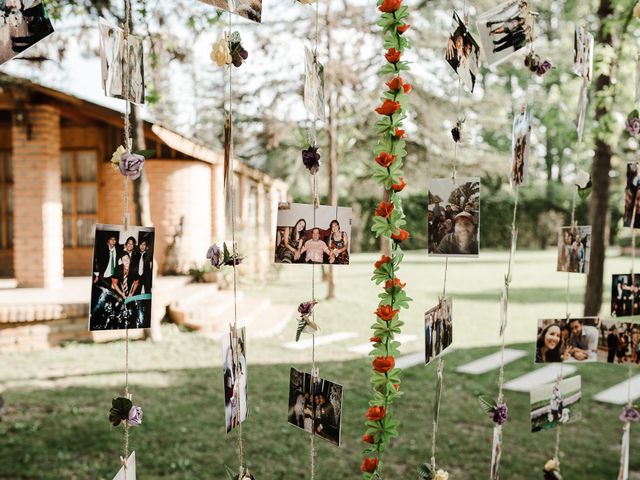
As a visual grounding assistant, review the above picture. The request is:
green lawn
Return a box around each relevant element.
[0,249,638,479]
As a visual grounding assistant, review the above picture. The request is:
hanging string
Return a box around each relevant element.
[430,357,444,472]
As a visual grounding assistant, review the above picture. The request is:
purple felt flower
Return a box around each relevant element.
[536,59,552,76]
[627,117,640,137]
[206,244,222,268]
[302,145,321,175]
[119,152,145,180]
[298,300,318,317]
[492,403,508,425]
[127,405,143,426]
[620,406,640,423]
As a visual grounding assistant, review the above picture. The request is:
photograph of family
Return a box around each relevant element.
[530,375,582,433]
[198,0,262,23]
[99,17,145,104]
[89,224,154,331]
[287,368,343,446]
[304,45,325,120]
[623,162,640,228]
[573,25,594,82]
[511,109,531,187]
[427,178,480,256]
[445,11,480,93]
[425,298,453,366]
[612,273,640,317]
[0,0,54,66]
[274,203,352,265]
[536,317,640,364]
[556,225,591,274]
[222,327,248,433]
[476,0,533,67]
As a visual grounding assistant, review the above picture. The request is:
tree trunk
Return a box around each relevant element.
[584,0,614,316]
[325,2,337,300]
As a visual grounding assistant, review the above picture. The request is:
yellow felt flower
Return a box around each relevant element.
[434,470,449,480]
[110,145,126,170]
[211,38,231,66]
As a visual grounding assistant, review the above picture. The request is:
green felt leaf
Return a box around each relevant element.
[478,394,497,414]
[133,149,156,159]
[295,318,306,342]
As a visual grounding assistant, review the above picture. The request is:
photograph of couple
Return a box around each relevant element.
[556,225,591,274]
[89,224,154,331]
[287,368,343,446]
[511,109,531,187]
[222,327,248,433]
[535,318,600,363]
[476,0,533,67]
[274,203,352,265]
[623,162,640,229]
[198,0,262,23]
[0,0,54,66]
[612,273,640,317]
[530,376,582,433]
[424,298,453,366]
[427,178,480,256]
[99,17,145,104]
[445,11,480,93]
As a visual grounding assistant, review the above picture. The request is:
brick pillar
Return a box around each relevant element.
[211,163,226,241]
[11,105,63,288]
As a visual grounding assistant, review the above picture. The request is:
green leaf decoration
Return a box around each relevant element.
[296,318,306,342]
[133,149,156,159]
[416,463,433,480]
[477,394,497,415]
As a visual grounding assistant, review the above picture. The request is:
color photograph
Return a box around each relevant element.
[511,109,531,187]
[222,327,248,433]
[0,0,54,65]
[425,298,453,365]
[556,225,591,274]
[445,11,480,93]
[611,273,640,317]
[530,376,582,432]
[198,0,262,23]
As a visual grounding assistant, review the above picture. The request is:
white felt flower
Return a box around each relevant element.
[574,169,590,189]
[544,459,559,472]
[434,470,449,480]
[211,37,231,66]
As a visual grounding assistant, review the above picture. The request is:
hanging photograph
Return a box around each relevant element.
[511,109,532,187]
[198,0,262,23]
[445,11,480,93]
[287,368,343,446]
[428,177,480,256]
[222,327,248,433]
[99,18,145,104]
[89,224,155,331]
[534,317,640,364]
[304,45,325,120]
[424,298,453,365]
[623,162,640,228]
[530,375,582,432]
[556,225,591,274]
[0,0,54,66]
[476,0,533,67]
[611,273,640,317]
[274,202,352,265]
[112,451,136,480]
[576,82,588,142]
[573,25,594,82]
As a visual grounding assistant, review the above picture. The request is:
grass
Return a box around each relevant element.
[0,249,638,479]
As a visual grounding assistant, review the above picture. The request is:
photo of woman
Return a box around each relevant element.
[276,218,306,263]
[535,323,564,362]
[445,11,480,93]
[328,219,349,265]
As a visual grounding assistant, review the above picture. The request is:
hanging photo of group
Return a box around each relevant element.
[304,45,325,120]
[611,273,640,317]
[287,368,343,446]
[445,11,480,93]
[0,0,54,66]
[424,298,453,366]
[89,224,154,331]
[623,162,640,228]
[556,225,591,274]
[535,317,640,364]
[476,0,534,67]
[530,375,582,433]
[198,0,262,23]
[511,109,532,187]
[274,203,352,265]
[222,327,248,433]
[99,18,145,104]
[573,25,594,82]
[427,177,480,256]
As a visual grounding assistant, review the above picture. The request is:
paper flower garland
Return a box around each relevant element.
[109,397,143,427]
[207,243,244,268]
[361,1,412,477]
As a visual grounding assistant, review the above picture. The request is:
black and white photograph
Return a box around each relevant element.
[287,368,343,446]
[222,327,248,433]
[424,298,453,365]
[536,317,640,365]
[0,0,54,66]
[445,11,480,93]
[612,273,640,318]
[89,224,154,331]
[304,45,325,120]
[573,25,594,82]
[530,375,582,433]
[556,225,591,274]
[99,17,145,104]
[275,202,352,265]
[623,162,640,229]
[476,0,533,67]
[198,0,262,23]
[427,177,480,256]
[511,109,531,187]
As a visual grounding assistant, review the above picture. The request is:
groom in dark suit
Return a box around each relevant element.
[93,233,121,289]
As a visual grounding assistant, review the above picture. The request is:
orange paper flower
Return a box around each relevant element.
[362,434,375,444]
[374,255,391,269]
[403,83,412,94]
[397,24,410,34]
[375,152,396,168]
[386,76,404,91]
[374,200,395,219]
[385,48,402,64]
[375,99,401,116]
[375,304,398,321]
[366,406,387,421]
[385,277,406,290]
[361,457,379,473]
[379,0,402,13]
[372,356,395,373]
[370,336,382,343]
[391,177,407,192]
[391,229,410,242]
[394,128,406,138]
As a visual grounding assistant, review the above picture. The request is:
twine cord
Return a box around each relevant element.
[430,357,445,471]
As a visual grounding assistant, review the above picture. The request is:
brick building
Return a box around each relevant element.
[0,74,288,287]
